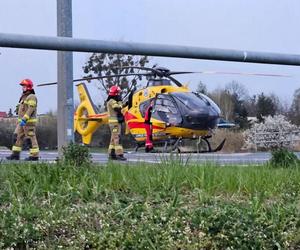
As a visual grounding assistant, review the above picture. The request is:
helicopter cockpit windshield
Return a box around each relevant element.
[196,93,221,115]
[171,92,221,129]
[139,92,220,129]
[172,92,220,116]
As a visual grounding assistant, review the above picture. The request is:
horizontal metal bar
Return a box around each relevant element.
[254,131,300,135]
[256,141,300,145]
[255,131,300,136]
[1,32,300,66]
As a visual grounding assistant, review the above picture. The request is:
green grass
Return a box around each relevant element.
[0,161,300,249]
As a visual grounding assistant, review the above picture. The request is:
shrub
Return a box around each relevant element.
[62,142,92,166]
[244,115,300,151]
[269,148,299,168]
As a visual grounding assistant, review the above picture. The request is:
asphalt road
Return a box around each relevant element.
[1,149,300,165]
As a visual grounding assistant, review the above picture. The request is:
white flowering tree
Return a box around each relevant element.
[244,115,300,150]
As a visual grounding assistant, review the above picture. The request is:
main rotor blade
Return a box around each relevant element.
[167,71,195,75]
[192,71,291,77]
[37,73,150,87]
[112,66,186,86]
[113,66,291,78]
[168,70,290,77]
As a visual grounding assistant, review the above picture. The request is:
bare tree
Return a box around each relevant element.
[195,81,207,95]
[83,53,150,98]
[289,88,300,125]
[225,80,248,101]
[210,88,234,121]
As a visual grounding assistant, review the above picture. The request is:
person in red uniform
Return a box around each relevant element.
[144,100,155,152]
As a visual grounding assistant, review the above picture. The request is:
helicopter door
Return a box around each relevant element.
[152,94,182,125]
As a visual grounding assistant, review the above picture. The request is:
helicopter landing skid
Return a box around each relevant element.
[134,138,182,153]
[134,137,226,154]
[196,137,226,153]
[166,137,226,153]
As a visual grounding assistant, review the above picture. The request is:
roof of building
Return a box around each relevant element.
[0,112,7,118]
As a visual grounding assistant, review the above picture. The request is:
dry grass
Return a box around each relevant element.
[293,141,300,151]
[211,129,245,153]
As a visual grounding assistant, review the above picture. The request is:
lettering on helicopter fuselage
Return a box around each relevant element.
[153,132,167,137]
[133,132,166,138]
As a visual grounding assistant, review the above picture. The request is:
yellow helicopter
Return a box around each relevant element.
[38,65,287,152]
[72,66,225,152]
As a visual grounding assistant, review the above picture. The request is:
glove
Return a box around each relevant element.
[117,113,124,123]
[19,119,27,127]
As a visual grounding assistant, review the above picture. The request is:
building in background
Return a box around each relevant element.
[0,111,8,118]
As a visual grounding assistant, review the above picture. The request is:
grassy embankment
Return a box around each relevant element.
[0,160,300,249]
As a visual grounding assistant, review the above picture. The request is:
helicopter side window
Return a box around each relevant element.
[155,99,163,105]
[154,98,178,114]
[139,99,153,117]
[162,99,174,107]
[152,94,182,125]
[155,105,170,113]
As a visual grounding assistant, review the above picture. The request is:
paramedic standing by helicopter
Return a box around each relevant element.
[106,85,127,161]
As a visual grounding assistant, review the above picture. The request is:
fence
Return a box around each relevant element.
[253,129,300,150]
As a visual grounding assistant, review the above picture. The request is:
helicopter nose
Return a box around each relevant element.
[207,106,221,128]
[209,105,221,117]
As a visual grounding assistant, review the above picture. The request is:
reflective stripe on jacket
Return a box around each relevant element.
[107,98,122,123]
[18,93,38,124]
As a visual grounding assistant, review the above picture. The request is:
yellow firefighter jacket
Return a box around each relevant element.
[107,98,123,123]
[17,93,38,125]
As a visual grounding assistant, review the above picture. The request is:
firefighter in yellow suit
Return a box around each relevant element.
[6,79,40,161]
[106,85,127,161]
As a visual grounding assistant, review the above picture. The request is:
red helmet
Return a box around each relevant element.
[109,85,121,96]
[20,79,33,91]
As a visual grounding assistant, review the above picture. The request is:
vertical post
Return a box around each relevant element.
[254,129,257,152]
[57,0,74,155]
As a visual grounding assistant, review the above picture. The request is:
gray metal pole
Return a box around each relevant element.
[1,32,300,66]
[57,0,74,155]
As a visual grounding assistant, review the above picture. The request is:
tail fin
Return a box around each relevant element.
[74,83,108,145]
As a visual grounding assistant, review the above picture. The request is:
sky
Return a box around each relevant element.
[0,0,300,113]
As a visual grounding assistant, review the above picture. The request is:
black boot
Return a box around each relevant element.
[109,149,117,160]
[145,146,158,153]
[116,154,127,161]
[6,152,20,160]
[24,156,39,161]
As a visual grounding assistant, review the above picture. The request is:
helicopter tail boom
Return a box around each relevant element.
[74,83,108,144]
